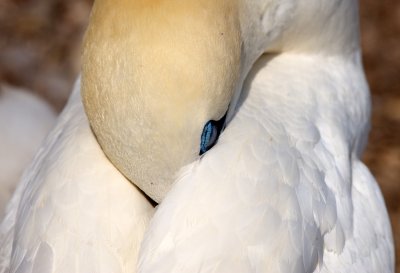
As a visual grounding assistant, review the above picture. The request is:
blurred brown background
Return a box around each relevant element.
[0,0,399,271]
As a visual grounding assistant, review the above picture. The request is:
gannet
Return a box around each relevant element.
[0,0,394,272]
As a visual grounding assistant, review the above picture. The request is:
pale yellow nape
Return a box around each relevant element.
[81,0,242,202]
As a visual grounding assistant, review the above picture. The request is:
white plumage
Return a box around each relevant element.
[138,54,394,272]
[0,81,154,272]
[0,0,395,273]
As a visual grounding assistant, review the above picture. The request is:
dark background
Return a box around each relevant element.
[0,0,399,270]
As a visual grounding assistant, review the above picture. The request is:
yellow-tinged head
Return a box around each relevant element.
[82,0,242,202]
[81,0,359,202]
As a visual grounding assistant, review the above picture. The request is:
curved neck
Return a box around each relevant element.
[272,0,361,56]
[240,52,370,159]
[222,52,370,255]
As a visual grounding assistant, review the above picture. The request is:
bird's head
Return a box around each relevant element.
[81,0,359,202]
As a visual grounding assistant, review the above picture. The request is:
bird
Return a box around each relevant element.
[0,0,395,272]
[0,85,56,219]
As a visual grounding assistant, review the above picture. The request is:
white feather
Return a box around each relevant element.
[0,81,154,273]
[0,1,394,273]
[137,54,394,273]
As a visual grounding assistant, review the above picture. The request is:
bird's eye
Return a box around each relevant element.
[200,121,218,155]
[199,112,227,155]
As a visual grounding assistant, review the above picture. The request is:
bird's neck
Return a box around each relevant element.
[218,52,370,253]
[240,51,370,160]
[266,0,361,56]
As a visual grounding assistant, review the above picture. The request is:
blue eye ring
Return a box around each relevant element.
[199,111,227,155]
[200,121,218,155]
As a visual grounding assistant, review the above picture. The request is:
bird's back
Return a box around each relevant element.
[0,81,154,273]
